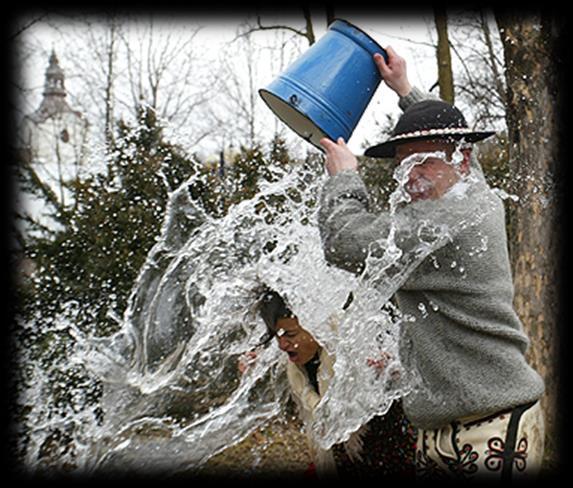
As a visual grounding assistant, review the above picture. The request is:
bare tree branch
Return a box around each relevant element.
[10,13,49,40]
[231,11,314,46]
[369,29,436,49]
[479,10,506,106]
[19,155,67,222]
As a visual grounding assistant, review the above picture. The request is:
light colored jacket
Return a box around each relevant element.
[286,348,367,477]
[286,348,337,476]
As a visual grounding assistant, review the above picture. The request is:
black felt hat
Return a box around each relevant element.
[364,100,496,158]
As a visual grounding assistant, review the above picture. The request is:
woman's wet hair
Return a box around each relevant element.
[258,290,294,344]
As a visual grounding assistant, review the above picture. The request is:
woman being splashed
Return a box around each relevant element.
[239,289,416,479]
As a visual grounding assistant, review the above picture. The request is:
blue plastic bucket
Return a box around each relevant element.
[259,19,387,150]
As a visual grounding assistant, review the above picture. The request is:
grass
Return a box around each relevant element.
[197,416,312,478]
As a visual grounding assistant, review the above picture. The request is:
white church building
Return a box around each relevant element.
[18,50,89,232]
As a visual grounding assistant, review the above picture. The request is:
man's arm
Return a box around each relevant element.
[374,46,438,110]
[317,47,439,274]
[318,170,393,275]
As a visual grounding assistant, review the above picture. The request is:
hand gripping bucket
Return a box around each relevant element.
[259,19,387,150]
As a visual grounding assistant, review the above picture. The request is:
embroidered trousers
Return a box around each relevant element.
[415,401,545,481]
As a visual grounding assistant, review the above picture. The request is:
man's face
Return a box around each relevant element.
[395,140,469,202]
[275,317,320,365]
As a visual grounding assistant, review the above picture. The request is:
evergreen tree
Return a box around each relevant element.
[268,134,291,166]
[20,105,200,335]
[13,105,202,467]
[225,143,267,209]
[13,118,301,468]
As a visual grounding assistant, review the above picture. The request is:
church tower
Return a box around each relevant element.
[20,50,89,207]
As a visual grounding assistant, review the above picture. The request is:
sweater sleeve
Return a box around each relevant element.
[318,170,393,275]
[318,87,443,275]
[398,86,440,111]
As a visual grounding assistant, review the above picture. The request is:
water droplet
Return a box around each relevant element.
[429,300,439,312]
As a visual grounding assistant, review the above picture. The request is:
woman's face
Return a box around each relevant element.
[275,317,320,365]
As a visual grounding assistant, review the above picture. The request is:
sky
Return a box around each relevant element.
[15,10,442,159]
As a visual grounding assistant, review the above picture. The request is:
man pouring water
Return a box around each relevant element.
[318,46,545,481]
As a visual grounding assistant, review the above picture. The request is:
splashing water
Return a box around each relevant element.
[309,148,502,448]
[75,161,359,473]
[20,143,505,474]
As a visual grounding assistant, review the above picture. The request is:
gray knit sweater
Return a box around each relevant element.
[318,88,545,429]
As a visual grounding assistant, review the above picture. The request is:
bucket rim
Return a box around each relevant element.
[329,18,387,57]
[259,88,331,152]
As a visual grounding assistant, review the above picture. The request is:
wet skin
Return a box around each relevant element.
[320,137,471,203]
[394,140,471,202]
[274,317,320,366]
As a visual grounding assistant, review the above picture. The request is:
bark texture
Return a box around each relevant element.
[495,11,564,469]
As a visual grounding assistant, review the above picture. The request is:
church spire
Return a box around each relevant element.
[31,50,74,122]
[43,50,67,98]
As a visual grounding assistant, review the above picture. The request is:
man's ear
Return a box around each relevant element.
[460,148,472,175]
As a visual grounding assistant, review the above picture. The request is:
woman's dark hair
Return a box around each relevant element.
[258,290,294,344]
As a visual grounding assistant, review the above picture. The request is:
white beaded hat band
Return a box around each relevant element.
[364,100,496,159]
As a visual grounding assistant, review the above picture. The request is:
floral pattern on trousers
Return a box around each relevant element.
[415,401,544,481]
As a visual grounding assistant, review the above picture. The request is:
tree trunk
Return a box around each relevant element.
[104,18,117,158]
[302,7,316,45]
[495,12,564,469]
[434,8,455,104]
[326,6,336,27]
[479,10,506,107]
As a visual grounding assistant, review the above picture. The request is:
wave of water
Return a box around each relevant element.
[20,146,505,474]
